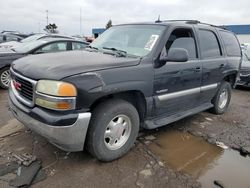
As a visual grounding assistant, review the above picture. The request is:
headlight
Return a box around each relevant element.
[36,80,77,97]
[35,80,77,110]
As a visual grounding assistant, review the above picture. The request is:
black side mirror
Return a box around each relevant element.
[160,48,189,62]
[33,51,44,55]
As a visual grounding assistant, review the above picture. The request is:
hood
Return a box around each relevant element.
[12,50,141,80]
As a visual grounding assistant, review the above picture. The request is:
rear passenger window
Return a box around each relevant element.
[219,31,241,57]
[199,30,222,58]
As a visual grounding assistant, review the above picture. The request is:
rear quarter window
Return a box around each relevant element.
[219,31,241,57]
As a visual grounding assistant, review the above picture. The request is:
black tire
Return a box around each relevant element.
[210,81,231,115]
[86,99,140,162]
[0,67,10,89]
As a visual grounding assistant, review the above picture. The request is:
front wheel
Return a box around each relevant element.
[0,67,10,89]
[86,99,140,162]
[210,81,231,115]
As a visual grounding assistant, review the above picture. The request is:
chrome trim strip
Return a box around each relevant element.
[35,92,76,111]
[10,68,37,85]
[157,87,200,101]
[157,83,218,101]
[200,83,218,92]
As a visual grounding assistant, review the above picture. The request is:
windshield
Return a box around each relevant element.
[21,34,45,43]
[91,25,165,57]
[14,40,47,53]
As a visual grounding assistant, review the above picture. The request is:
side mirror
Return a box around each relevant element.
[160,48,189,62]
[33,51,44,55]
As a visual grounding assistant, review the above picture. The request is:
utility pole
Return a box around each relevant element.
[80,8,82,35]
[38,22,41,33]
[46,10,49,26]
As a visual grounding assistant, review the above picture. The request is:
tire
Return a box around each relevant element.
[210,81,232,115]
[0,67,10,89]
[86,99,140,162]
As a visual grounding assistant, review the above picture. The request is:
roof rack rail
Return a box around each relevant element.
[156,20,227,30]
[158,20,200,24]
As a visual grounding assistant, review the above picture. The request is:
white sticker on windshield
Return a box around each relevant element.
[144,35,159,51]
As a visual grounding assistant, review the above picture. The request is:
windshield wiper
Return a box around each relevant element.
[87,45,99,51]
[102,47,127,57]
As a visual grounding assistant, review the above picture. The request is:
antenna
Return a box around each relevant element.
[155,15,161,23]
[80,8,82,35]
[46,10,48,25]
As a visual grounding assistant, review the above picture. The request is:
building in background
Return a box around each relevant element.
[92,28,105,38]
[224,25,250,44]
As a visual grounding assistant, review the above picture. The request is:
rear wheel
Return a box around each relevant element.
[210,81,231,114]
[86,99,140,162]
[0,67,10,89]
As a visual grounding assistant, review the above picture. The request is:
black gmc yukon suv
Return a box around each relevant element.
[9,20,242,161]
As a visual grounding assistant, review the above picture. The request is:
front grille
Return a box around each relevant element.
[14,75,33,101]
[11,69,37,107]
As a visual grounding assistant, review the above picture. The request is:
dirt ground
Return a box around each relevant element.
[0,87,249,188]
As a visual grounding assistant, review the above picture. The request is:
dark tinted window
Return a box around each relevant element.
[165,28,197,59]
[219,31,241,57]
[199,29,221,58]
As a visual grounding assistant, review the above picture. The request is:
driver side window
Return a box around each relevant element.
[164,28,198,60]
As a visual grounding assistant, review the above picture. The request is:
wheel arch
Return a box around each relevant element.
[89,90,147,123]
[222,71,237,87]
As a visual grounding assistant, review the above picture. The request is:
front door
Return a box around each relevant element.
[154,27,202,116]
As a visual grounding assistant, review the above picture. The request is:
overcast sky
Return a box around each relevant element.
[1,0,250,36]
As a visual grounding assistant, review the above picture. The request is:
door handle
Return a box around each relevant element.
[195,67,201,72]
[220,64,225,68]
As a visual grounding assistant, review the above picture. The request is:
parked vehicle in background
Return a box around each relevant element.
[237,50,250,87]
[0,33,78,51]
[241,43,250,50]
[0,38,88,89]
[0,33,25,44]
[9,20,241,161]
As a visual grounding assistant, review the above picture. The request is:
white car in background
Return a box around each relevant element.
[0,34,76,51]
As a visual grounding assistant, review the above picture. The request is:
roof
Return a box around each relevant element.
[39,37,86,43]
[223,25,250,35]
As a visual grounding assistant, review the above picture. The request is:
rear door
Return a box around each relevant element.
[195,27,227,104]
[154,26,202,116]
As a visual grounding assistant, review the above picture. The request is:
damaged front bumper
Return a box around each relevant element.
[8,88,91,152]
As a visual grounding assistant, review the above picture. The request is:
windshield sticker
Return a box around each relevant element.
[144,35,159,51]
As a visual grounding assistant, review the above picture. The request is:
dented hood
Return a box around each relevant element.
[12,50,140,80]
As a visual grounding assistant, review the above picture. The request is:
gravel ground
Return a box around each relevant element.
[0,87,249,187]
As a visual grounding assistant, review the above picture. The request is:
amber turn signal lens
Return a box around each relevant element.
[58,83,77,97]
[56,102,72,109]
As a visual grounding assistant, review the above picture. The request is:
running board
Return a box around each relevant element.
[143,103,213,129]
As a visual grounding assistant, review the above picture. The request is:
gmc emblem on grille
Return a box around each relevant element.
[13,80,22,91]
